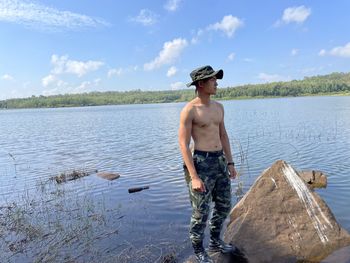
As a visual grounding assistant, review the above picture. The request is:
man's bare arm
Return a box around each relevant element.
[218,104,237,179]
[178,105,206,192]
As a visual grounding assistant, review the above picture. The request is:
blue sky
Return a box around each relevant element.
[0,0,350,100]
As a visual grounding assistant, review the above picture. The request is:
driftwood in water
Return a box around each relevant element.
[128,186,149,193]
[54,170,121,183]
[54,169,97,184]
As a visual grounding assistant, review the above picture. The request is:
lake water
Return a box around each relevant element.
[0,96,349,262]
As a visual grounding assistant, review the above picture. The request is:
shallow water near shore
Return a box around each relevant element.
[0,96,350,262]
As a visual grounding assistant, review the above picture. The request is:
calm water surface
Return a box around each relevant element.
[0,96,349,262]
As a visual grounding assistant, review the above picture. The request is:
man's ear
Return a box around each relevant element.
[197,80,204,88]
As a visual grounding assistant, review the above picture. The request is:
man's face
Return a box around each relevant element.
[201,77,218,95]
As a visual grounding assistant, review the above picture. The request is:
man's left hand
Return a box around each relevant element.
[228,165,237,179]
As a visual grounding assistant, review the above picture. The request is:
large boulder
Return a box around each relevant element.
[222,160,350,263]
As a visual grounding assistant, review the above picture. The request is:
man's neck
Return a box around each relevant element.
[196,93,211,106]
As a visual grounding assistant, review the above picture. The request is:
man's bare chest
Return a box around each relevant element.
[193,107,223,128]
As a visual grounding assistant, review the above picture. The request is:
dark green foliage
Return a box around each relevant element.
[214,72,350,100]
[1,72,350,109]
[0,90,195,109]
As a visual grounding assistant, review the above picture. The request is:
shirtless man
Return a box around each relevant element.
[178,65,237,263]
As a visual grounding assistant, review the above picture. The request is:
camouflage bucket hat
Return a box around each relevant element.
[186,65,223,87]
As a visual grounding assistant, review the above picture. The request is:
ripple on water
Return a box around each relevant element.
[0,98,350,261]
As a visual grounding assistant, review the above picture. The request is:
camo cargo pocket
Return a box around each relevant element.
[189,181,210,214]
[193,154,209,172]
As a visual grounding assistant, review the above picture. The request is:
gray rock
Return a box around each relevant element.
[222,160,350,263]
[184,250,248,263]
[96,172,120,181]
[299,170,327,189]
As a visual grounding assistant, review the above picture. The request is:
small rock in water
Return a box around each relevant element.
[96,172,120,181]
[299,170,327,188]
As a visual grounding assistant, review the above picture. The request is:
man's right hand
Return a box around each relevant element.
[191,177,206,193]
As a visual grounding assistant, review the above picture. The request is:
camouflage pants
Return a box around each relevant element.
[185,150,231,253]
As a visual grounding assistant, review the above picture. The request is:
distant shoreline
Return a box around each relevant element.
[1,71,350,109]
[0,92,349,110]
[218,91,350,101]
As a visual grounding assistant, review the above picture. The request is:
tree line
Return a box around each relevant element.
[1,72,350,109]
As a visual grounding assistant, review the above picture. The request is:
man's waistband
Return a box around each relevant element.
[193,149,223,158]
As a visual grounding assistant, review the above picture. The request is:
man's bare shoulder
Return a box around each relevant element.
[180,99,198,120]
[181,99,198,113]
[212,100,224,111]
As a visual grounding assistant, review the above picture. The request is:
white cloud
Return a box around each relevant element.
[42,79,69,94]
[318,49,326,56]
[42,55,104,93]
[42,78,72,96]
[42,74,56,87]
[0,0,109,30]
[108,68,123,78]
[144,38,188,71]
[191,29,204,44]
[107,66,138,78]
[46,78,67,88]
[291,48,299,56]
[130,9,158,26]
[51,54,104,77]
[42,78,100,96]
[191,15,243,43]
[329,42,350,58]
[279,6,311,25]
[170,81,184,90]
[1,74,14,81]
[227,52,235,61]
[73,79,100,94]
[167,66,177,77]
[164,0,182,12]
[207,15,243,38]
[318,43,350,58]
[258,73,290,83]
